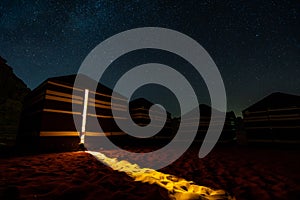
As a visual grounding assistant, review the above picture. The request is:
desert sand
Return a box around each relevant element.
[1,145,300,200]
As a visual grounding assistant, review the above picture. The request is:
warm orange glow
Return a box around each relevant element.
[46,89,83,100]
[40,131,79,136]
[85,132,125,136]
[48,81,83,91]
[45,94,82,104]
[87,113,127,119]
[88,151,235,200]
[89,90,127,101]
[88,102,127,111]
[43,108,81,115]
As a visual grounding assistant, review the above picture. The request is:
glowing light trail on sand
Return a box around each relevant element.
[87,151,235,200]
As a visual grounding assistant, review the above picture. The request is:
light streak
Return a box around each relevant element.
[87,151,235,200]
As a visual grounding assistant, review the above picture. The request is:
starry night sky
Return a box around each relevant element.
[0,0,299,116]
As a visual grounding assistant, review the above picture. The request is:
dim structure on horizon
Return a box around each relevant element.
[241,92,300,144]
[16,74,300,152]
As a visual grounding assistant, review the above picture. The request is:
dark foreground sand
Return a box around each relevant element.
[1,146,300,200]
[163,146,300,200]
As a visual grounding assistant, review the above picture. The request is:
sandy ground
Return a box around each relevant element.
[1,146,300,200]
[162,146,300,199]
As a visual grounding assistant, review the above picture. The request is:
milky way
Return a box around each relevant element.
[0,0,299,116]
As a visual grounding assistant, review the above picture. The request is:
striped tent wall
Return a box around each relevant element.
[17,75,128,150]
[17,74,173,151]
[129,98,173,139]
[242,92,300,143]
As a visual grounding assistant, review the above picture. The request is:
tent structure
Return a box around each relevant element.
[17,74,127,150]
[17,73,238,151]
[129,98,173,136]
[176,104,237,142]
[17,74,173,151]
[242,92,300,143]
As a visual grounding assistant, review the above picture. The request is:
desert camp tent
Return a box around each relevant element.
[129,98,173,138]
[17,74,127,150]
[18,74,173,151]
[178,104,237,142]
[242,92,300,143]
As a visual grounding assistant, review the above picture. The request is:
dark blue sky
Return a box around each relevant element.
[0,0,299,116]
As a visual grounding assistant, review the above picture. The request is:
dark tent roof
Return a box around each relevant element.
[46,73,113,93]
[243,92,300,112]
[28,73,127,102]
[130,98,153,108]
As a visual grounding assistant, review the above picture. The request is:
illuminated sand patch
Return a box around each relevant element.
[88,151,235,200]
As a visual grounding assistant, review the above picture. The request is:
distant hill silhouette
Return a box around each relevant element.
[0,56,30,146]
[0,57,30,101]
[179,104,237,141]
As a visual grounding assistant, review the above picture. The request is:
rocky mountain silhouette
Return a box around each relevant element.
[0,56,30,146]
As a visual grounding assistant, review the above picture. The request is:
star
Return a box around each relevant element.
[0,0,299,117]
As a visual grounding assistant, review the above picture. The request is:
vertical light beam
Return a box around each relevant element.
[81,89,89,144]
